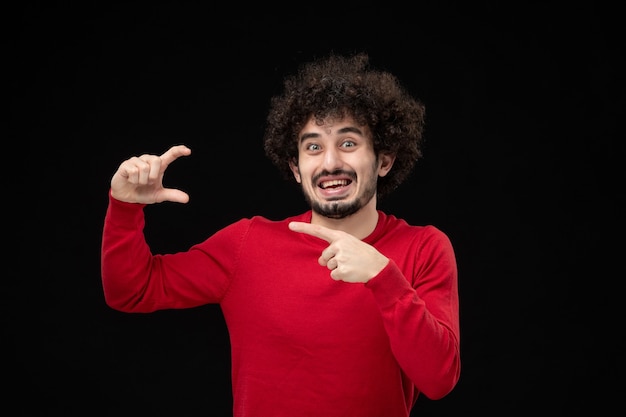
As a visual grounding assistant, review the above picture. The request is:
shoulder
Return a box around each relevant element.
[247,211,311,226]
[226,211,311,234]
[375,211,454,248]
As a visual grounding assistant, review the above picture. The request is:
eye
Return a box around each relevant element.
[305,143,321,152]
[340,140,356,148]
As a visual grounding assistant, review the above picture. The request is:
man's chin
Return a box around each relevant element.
[311,200,361,219]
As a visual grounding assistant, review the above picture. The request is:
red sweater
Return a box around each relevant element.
[101,194,461,417]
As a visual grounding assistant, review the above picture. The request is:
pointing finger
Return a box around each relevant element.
[288,221,342,243]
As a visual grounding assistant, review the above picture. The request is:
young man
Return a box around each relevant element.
[101,53,460,417]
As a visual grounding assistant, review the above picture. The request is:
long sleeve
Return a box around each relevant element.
[366,225,461,400]
[100,192,234,312]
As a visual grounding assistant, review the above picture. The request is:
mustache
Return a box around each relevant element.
[312,169,357,184]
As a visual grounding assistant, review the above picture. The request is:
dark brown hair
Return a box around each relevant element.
[263,52,426,199]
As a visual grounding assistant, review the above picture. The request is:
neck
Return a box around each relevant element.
[310,197,379,239]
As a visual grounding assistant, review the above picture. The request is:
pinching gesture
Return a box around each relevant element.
[110,144,192,204]
[288,221,390,283]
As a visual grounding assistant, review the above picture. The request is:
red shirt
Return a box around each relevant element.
[101,194,461,417]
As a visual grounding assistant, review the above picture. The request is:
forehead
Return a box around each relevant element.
[299,115,371,138]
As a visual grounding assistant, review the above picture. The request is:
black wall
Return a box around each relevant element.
[8,2,624,416]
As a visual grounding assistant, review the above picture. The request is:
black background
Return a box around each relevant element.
[8,1,624,416]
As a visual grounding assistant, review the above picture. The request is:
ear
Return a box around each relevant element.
[288,158,301,183]
[377,153,396,177]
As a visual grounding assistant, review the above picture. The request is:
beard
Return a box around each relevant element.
[301,167,379,219]
[309,198,365,219]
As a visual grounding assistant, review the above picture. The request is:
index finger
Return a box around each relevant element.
[288,221,341,243]
[161,144,192,166]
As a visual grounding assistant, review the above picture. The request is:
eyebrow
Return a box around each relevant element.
[299,126,364,143]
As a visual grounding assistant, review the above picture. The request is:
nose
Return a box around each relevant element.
[322,146,343,171]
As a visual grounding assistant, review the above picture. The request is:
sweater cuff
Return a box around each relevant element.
[365,260,416,309]
[106,189,147,226]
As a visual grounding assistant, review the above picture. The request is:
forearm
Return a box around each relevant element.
[101,192,155,312]
[367,261,461,399]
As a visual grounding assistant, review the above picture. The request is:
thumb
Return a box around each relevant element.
[157,188,190,204]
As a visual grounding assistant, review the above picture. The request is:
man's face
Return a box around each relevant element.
[289,116,394,219]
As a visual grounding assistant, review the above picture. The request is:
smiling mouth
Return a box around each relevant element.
[319,179,351,189]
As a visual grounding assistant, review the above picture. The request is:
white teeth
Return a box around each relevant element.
[320,179,348,189]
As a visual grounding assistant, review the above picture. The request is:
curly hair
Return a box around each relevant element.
[263,52,426,199]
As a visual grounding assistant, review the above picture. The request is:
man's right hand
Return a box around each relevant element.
[110,144,192,204]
